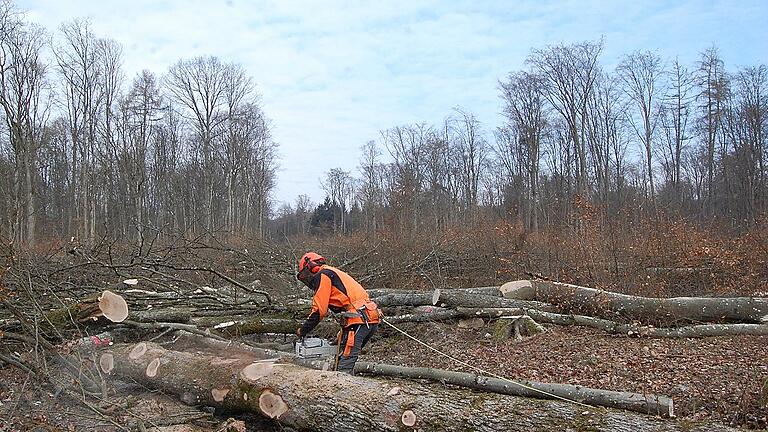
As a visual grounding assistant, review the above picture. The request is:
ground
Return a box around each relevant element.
[366,322,768,429]
[1,320,767,430]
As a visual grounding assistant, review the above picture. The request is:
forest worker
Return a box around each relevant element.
[295,251,380,374]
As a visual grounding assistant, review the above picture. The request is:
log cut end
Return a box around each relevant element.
[146,358,161,377]
[99,353,114,374]
[401,409,417,427]
[98,290,129,322]
[129,342,148,360]
[499,280,534,299]
[259,389,288,419]
[211,388,230,402]
[241,361,275,382]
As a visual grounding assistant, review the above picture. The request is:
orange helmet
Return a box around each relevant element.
[297,252,326,286]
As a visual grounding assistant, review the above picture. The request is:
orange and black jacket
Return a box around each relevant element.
[299,265,380,336]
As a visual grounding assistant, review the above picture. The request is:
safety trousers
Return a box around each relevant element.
[336,323,378,374]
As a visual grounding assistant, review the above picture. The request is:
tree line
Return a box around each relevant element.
[0,1,278,246]
[273,39,767,238]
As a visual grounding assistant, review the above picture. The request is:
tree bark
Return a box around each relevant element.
[524,309,768,338]
[434,289,556,311]
[374,290,554,311]
[502,280,768,324]
[103,341,733,432]
[355,362,674,417]
[210,317,338,338]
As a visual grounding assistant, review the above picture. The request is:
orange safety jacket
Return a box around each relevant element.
[299,265,380,336]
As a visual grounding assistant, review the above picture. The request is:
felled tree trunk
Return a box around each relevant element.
[524,309,768,338]
[374,290,555,311]
[502,280,768,324]
[355,362,673,417]
[102,342,733,432]
[209,317,339,338]
[434,289,556,311]
[31,291,130,338]
[369,286,504,298]
[456,307,768,338]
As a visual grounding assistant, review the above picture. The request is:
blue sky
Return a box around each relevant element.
[17,0,768,207]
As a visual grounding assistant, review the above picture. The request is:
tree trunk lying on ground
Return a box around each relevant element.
[372,289,556,311]
[101,341,734,432]
[355,362,674,417]
[455,307,768,338]
[167,331,675,418]
[207,317,339,338]
[501,280,768,324]
[523,309,768,338]
[368,286,504,299]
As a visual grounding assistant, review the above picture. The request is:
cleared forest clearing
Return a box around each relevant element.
[1,223,766,430]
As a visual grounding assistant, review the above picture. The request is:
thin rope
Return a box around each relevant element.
[381,316,597,410]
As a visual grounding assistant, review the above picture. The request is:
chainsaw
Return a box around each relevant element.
[294,337,337,359]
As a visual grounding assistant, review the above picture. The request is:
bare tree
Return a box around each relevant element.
[163,56,229,231]
[53,19,105,240]
[660,58,694,204]
[695,46,728,213]
[528,40,603,197]
[585,72,623,206]
[449,107,487,216]
[0,6,49,245]
[358,140,384,236]
[120,70,160,235]
[499,72,547,229]
[382,123,430,235]
[724,65,767,220]
[322,167,354,233]
[617,50,664,210]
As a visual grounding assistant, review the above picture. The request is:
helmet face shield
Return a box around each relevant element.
[296,266,313,287]
[296,252,325,288]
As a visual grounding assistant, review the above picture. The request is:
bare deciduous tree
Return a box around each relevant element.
[617,50,664,210]
[0,6,49,245]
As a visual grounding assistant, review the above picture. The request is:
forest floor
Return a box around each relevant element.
[1,222,768,430]
[2,322,766,431]
[367,322,768,429]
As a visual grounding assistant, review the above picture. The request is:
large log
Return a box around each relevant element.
[524,309,768,338]
[102,341,733,432]
[374,290,556,311]
[502,280,768,324]
[207,317,338,338]
[434,289,556,311]
[455,307,768,338]
[368,286,503,299]
[372,292,436,307]
[355,362,674,417]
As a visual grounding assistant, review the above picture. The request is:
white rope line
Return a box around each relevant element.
[381,317,597,410]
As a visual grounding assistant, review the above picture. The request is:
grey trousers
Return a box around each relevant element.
[336,323,378,374]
